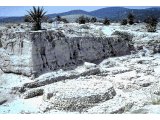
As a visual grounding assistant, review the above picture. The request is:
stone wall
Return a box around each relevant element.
[0,30,133,77]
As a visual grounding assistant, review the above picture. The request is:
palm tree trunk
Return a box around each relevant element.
[32,22,41,31]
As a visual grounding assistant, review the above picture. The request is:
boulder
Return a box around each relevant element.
[22,88,44,99]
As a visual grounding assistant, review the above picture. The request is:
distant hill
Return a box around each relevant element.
[0,17,6,19]
[90,7,160,21]
[1,7,160,23]
[0,16,24,23]
[90,7,129,20]
[47,10,90,18]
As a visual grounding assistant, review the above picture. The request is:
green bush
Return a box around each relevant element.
[90,17,97,23]
[76,16,86,24]
[24,15,30,22]
[145,16,158,32]
[127,13,135,25]
[121,19,127,25]
[112,31,133,42]
[55,16,69,23]
[56,15,61,21]
[103,18,110,25]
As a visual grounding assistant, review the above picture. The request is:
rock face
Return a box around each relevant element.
[0,29,133,77]
[0,31,32,76]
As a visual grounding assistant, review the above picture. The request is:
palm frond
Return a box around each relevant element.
[25,6,47,30]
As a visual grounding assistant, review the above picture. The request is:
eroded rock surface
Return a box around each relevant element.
[41,77,116,112]
[1,23,160,114]
[0,24,133,77]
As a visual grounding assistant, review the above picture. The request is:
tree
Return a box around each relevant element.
[145,16,158,32]
[26,6,47,31]
[121,19,127,25]
[127,13,135,25]
[76,16,86,24]
[103,18,110,25]
[90,17,97,23]
[56,15,61,21]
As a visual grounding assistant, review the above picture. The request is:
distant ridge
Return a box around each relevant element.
[1,7,160,23]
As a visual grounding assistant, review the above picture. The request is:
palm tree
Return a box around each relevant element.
[27,6,47,31]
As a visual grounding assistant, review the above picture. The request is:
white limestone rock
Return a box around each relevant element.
[87,96,127,114]
[0,97,7,105]
[21,63,100,89]
[42,78,116,112]
[0,28,133,77]
[22,88,44,99]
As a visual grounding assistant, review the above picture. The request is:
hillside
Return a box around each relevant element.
[1,7,160,23]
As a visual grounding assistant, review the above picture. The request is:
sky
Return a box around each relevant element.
[0,6,152,17]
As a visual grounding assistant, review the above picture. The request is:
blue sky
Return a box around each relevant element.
[0,6,152,17]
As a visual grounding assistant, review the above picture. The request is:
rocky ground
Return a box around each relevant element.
[1,22,160,114]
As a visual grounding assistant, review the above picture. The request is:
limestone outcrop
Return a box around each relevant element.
[0,29,133,77]
[42,78,116,112]
[1,23,160,114]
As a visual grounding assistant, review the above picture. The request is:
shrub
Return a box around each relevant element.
[55,16,69,23]
[145,16,158,32]
[26,6,47,31]
[127,13,135,25]
[24,15,30,22]
[103,18,110,25]
[61,18,69,23]
[56,15,61,21]
[112,31,133,42]
[121,19,128,25]
[90,17,97,23]
[76,16,86,24]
